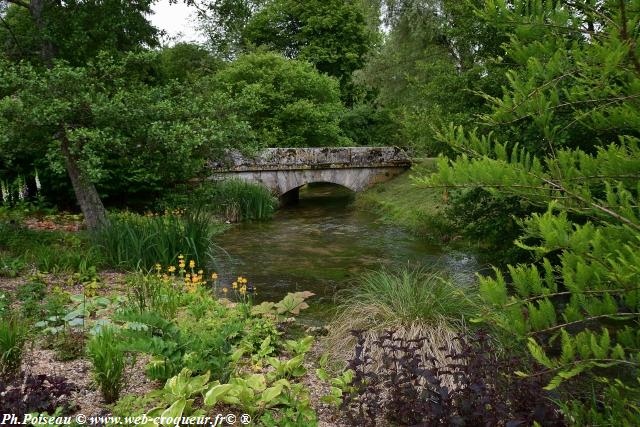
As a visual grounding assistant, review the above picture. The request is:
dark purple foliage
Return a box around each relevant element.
[0,372,78,416]
[341,330,565,426]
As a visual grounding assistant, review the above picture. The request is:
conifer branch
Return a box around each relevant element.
[504,288,634,307]
[529,312,640,336]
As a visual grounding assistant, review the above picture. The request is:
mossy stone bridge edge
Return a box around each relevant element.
[208,147,412,203]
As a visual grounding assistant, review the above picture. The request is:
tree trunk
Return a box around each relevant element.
[61,135,108,230]
[21,0,107,229]
[28,0,55,63]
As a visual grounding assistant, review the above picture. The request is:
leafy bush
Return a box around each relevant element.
[94,210,221,270]
[0,316,27,380]
[324,268,478,374]
[445,188,536,264]
[119,302,244,382]
[0,252,26,278]
[0,222,103,273]
[212,52,349,147]
[339,330,563,426]
[176,314,244,382]
[87,327,126,404]
[116,310,185,381]
[0,373,77,417]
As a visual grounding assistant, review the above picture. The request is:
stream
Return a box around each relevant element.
[214,183,479,321]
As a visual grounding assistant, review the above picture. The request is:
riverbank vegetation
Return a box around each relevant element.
[1,0,639,425]
[353,158,452,240]
[323,268,478,376]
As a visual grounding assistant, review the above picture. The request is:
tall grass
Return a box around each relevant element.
[0,316,27,380]
[323,268,479,381]
[211,179,277,222]
[87,327,125,404]
[93,210,221,270]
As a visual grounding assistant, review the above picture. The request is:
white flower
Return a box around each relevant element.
[17,177,26,200]
[0,181,8,204]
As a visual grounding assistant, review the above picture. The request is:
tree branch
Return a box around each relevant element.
[0,9,24,56]
[529,312,640,336]
[4,0,30,9]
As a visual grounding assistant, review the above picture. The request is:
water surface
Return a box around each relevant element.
[214,184,479,321]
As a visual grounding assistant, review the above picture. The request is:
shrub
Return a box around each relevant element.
[0,253,26,278]
[0,316,27,380]
[445,188,536,265]
[117,310,185,382]
[0,222,103,274]
[324,268,479,376]
[87,327,125,403]
[340,330,563,426]
[210,179,277,222]
[94,210,221,270]
[0,373,77,417]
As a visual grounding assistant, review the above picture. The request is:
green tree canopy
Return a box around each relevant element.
[0,0,158,65]
[357,0,508,154]
[0,49,254,215]
[212,51,350,148]
[240,0,373,99]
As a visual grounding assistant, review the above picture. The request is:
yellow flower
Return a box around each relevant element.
[222,287,228,294]
[154,263,161,271]
[191,275,199,283]
[168,266,176,273]
[189,260,195,268]
[232,282,238,289]
[178,261,186,269]
[185,273,191,279]
[178,254,184,259]
[198,269,203,275]
[239,286,247,295]
[211,272,218,280]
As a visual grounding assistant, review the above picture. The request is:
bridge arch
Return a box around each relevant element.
[276,170,361,196]
[279,179,356,205]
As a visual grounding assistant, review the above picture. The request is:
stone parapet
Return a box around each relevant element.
[208,147,411,171]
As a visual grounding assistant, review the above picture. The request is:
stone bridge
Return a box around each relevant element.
[208,147,411,203]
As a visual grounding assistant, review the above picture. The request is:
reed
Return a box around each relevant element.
[212,179,277,222]
[94,210,221,270]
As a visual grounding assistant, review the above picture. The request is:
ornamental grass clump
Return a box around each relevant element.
[324,267,479,384]
[0,316,27,381]
[87,327,125,404]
